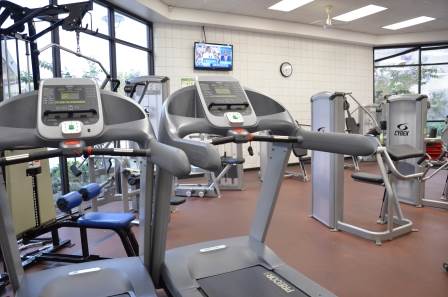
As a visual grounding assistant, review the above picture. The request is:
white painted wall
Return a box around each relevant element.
[153,23,373,168]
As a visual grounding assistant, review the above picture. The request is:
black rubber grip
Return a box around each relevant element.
[211,136,235,145]
[417,155,427,165]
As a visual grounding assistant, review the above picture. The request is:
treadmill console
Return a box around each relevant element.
[196,76,257,128]
[37,78,104,140]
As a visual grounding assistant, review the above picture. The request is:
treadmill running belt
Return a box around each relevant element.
[197,265,309,297]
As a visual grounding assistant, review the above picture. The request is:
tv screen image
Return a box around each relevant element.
[194,42,233,71]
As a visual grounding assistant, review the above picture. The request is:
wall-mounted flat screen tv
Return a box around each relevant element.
[194,42,233,71]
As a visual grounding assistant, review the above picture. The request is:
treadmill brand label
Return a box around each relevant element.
[263,272,296,293]
[394,123,409,136]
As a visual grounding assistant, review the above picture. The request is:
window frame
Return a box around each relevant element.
[1,0,154,102]
[373,43,448,121]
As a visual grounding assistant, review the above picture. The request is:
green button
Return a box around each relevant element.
[69,124,74,130]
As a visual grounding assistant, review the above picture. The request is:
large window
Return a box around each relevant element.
[1,0,154,198]
[374,44,448,121]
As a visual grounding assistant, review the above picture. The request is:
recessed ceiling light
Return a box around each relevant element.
[333,4,387,22]
[382,16,436,30]
[268,0,315,12]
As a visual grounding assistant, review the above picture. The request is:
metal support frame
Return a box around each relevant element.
[175,158,244,198]
[0,35,3,103]
[311,92,415,245]
[218,143,245,190]
[284,156,309,182]
[250,142,291,243]
[337,149,415,245]
[0,168,24,291]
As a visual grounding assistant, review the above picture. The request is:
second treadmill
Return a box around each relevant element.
[150,76,379,297]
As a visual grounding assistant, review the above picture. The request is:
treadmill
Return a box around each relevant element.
[150,76,378,297]
[0,78,190,297]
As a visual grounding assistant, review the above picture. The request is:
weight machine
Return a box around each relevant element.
[311,92,422,245]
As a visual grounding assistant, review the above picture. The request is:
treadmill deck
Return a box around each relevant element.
[197,265,309,297]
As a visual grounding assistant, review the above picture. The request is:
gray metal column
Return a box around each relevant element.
[0,168,24,290]
[138,158,155,271]
[149,168,173,286]
[250,142,291,243]
[386,95,427,205]
[311,92,345,228]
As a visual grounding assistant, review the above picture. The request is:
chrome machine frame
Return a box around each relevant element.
[311,92,422,245]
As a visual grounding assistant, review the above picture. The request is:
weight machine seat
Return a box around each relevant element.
[171,196,187,206]
[351,172,384,185]
[387,144,425,161]
[292,144,307,157]
[77,212,135,229]
[221,156,245,165]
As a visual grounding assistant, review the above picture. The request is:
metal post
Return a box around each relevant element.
[27,21,40,90]
[60,156,70,194]
[0,36,3,102]
[51,28,61,78]
[250,142,291,243]
[108,6,117,91]
[15,38,21,94]
[0,168,24,290]
[139,158,155,279]
[149,167,171,286]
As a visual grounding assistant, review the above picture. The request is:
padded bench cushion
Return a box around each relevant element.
[221,157,245,165]
[292,144,307,157]
[387,144,425,161]
[77,212,135,229]
[351,172,384,185]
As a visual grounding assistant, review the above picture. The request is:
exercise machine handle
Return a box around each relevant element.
[417,155,428,165]
[211,136,236,145]
[0,147,151,166]
[210,134,303,145]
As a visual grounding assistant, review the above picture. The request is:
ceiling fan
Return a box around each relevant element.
[310,5,344,29]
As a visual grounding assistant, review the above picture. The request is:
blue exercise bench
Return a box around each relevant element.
[47,183,139,263]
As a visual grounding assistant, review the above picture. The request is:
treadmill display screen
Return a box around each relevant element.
[60,90,81,101]
[199,81,249,112]
[214,87,232,95]
[56,88,85,104]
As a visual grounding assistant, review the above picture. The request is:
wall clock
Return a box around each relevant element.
[280,62,293,77]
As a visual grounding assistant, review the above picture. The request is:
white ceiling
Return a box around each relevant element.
[160,0,448,35]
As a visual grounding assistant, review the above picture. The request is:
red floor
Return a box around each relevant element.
[2,163,448,297]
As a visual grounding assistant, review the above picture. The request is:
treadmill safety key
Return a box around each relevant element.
[61,121,83,136]
[225,112,244,126]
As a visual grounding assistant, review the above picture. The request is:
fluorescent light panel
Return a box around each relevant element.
[333,4,387,22]
[268,0,314,12]
[382,16,436,30]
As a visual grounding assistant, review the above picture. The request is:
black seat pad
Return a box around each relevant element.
[171,196,187,205]
[351,172,384,185]
[387,144,425,161]
[292,144,307,157]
